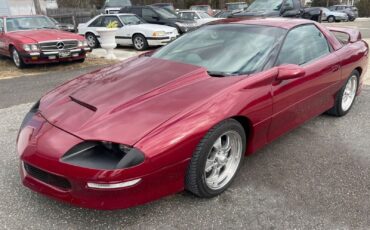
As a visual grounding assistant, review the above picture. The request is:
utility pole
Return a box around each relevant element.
[33,0,42,15]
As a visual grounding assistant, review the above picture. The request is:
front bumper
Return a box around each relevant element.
[17,112,187,210]
[147,36,178,46]
[20,47,91,64]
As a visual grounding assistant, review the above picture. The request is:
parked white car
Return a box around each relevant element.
[320,7,348,23]
[78,14,179,50]
[177,10,221,26]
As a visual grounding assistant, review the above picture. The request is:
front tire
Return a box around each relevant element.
[132,34,148,51]
[11,47,26,69]
[185,119,246,198]
[327,16,335,23]
[327,70,359,116]
[86,33,99,48]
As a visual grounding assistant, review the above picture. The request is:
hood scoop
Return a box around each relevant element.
[69,96,97,112]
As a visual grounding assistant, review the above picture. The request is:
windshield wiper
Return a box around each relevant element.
[207,71,238,77]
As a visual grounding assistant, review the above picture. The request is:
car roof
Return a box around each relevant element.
[212,18,315,30]
[100,13,135,16]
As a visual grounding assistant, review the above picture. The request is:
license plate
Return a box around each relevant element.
[59,50,71,58]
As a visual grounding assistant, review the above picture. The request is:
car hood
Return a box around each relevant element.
[8,29,83,43]
[135,23,178,33]
[39,57,242,146]
[232,10,279,17]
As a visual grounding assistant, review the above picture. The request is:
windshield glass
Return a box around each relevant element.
[247,0,282,12]
[105,0,131,7]
[6,16,56,32]
[153,24,285,75]
[154,7,178,18]
[190,6,209,11]
[199,12,212,18]
[119,15,144,25]
[227,3,248,11]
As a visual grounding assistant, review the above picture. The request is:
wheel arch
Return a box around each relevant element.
[354,67,362,77]
[132,32,146,39]
[228,115,254,154]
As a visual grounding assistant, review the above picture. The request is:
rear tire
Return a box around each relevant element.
[185,119,246,198]
[11,47,26,69]
[327,70,359,117]
[132,34,148,51]
[76,58,85,63]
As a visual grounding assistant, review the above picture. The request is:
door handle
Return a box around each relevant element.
[331,65,340,72]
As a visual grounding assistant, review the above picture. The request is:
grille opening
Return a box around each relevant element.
[24,163,71,190]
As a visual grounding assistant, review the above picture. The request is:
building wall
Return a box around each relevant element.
[0,0,10,16]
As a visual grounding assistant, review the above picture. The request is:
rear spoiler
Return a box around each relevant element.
[327,26,362,43]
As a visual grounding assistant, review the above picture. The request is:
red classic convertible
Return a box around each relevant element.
[17,18,368,209]
[0,15,90,68]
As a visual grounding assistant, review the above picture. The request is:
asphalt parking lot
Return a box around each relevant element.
[1,19,370,229]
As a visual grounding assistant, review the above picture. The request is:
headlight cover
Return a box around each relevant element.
[61,141,145,170]
[23,44,39,52]
[152,31,166,37]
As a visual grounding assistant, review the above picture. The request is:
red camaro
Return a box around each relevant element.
[17,18,368,209]
[0,15,90,68]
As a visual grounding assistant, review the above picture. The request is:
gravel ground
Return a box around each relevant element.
[1,87,370,229]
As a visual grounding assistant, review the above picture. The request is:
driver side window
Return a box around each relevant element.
[0,18,3,32]
[143,9,157,21]
[277,25,330,66]
[283,0,294,9]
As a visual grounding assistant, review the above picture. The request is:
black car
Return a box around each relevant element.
[151,3,176,13]
[120,6,197,33]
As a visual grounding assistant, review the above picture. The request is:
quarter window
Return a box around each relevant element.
[277,25,330,66]
[101,16,123,27]
[89,16,103,27]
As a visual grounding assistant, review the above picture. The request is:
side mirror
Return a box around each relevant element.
[277,64,305,80]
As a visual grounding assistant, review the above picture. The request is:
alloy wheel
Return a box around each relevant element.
[204,130,243,190]
[341,75,357,112]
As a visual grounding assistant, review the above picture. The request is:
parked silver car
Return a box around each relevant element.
[329,5,358,21]
[321,7,348,23]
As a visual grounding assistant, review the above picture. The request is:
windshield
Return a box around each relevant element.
[247,0,282,12]
[227,3,248,11]
[105,0,131,7]
[6,16,56,32]
[119,15,144,25]
[190,6,209,11]
[152,24,284,75]
[199,12,212,18]
[154,7,178,19]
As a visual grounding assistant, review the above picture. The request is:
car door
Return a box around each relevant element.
[268,24,342,141]
[142,8,160,24]
[101,15,124,45]
[115,15,135,45]
[0,17,6,55]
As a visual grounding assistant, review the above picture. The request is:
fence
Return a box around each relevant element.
[46,8,100,29]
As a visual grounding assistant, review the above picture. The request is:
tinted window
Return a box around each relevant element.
[277,25,330,66]
[142,9,157,20]
[284,0,294,9]
[101,16,122,27]
[131,8,141,16]
[0,18,3,31]
[89,16,103,27]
